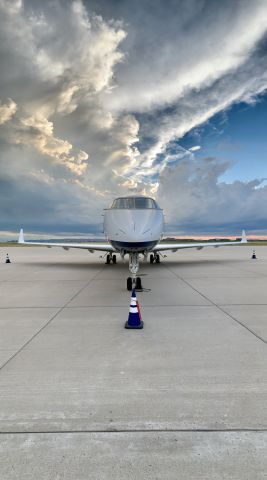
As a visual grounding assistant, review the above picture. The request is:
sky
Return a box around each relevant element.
[0,0,267,238]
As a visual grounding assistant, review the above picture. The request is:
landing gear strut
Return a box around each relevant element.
[127,252,142,291]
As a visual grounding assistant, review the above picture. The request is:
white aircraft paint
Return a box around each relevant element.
[18,195,247,290]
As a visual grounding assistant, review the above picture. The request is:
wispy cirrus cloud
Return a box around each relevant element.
[189,146,201,152]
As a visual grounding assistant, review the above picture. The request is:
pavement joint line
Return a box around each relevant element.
[0,428,267,435]
[241,270,267,277]
[64,304,216,308]
[218,303,267,306]
[0,280,101,283]
[71,303,267,308]
[0,267,105,373]
[165,265,267,345]
[0,304,223,309]
[0,306,64,309]
[2,304,267,309]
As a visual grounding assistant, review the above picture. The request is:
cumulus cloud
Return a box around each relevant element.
[2,108,89,175]
[0,0,132,228]
[0,99,17,125]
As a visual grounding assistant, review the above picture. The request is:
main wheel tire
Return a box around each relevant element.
[127,277,132,291]
[112,254,117,264]
[155,254,160,263]
[106,254,111,264]
[135,277,142,290]
[150,254,154,263]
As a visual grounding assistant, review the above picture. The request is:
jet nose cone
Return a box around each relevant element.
[127,221,152,241]
[104,207,163,245]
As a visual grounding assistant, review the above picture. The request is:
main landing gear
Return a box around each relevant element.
[150,253,160,263]
[106,253,117,264]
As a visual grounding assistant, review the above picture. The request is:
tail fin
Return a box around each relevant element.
[18,228,24,244]
[241,229,247,243]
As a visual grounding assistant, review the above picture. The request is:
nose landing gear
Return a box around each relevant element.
[127,252,142,291]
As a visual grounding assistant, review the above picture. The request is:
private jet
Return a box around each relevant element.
[18,195,247,290]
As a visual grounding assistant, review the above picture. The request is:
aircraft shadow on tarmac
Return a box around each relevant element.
[164,258,244,267]
[24,258,244,270]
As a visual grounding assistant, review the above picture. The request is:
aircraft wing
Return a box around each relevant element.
[153,230,248,252]
[18,229,115,252]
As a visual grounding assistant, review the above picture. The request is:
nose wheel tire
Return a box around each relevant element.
[127,277,132,291]
[112,254,117,264]
[127,276,142,291]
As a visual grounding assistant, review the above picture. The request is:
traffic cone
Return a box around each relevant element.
[5,254,11,264]
[251,249,257,259]
[136,299,142,322]
[125,289,143,329]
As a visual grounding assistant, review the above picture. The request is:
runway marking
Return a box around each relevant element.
[0,267,105,373]
[165,265,267,345]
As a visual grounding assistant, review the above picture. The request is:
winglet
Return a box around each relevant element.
[18,228,24,244]
[241,229,247,243]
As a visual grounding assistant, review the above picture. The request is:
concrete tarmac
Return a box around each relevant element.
[0,246,266,479]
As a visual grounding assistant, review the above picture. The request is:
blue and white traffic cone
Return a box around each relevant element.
[125,289,143,329]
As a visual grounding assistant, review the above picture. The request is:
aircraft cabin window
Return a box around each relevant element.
[111,197,158,209]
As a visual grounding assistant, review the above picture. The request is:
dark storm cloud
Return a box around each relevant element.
[158,156,267,234]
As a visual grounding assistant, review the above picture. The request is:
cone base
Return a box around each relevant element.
[125,320,144,329]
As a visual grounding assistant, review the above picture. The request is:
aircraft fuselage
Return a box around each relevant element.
[103,196,163,253]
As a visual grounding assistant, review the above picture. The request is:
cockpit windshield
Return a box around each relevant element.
[111,197,159,209]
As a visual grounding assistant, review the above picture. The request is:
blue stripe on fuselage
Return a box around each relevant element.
[110,240,158,252]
